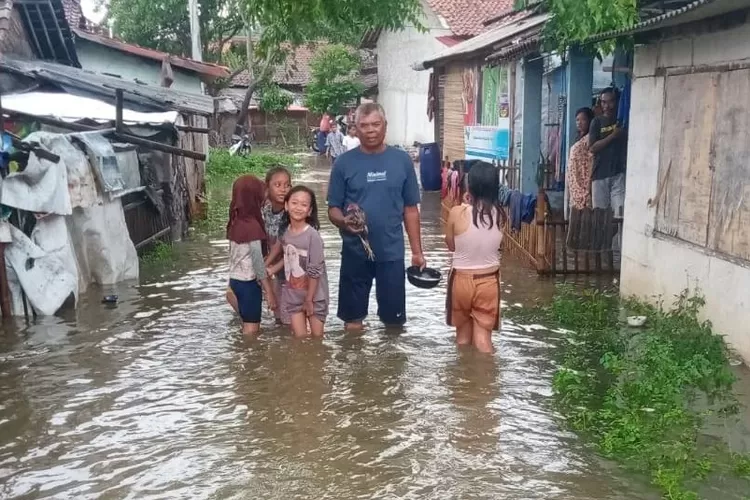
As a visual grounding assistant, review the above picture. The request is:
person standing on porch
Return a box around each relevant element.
[588,88,626,215]
[327,103,425,331]
[567,107,595,210]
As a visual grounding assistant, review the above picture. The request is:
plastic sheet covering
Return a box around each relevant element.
[5,218,78,316]
[49,133,101,209]
[112,143,143,197]
[1,92,179,125]
[66,197,139,285]
[0,132,73,215]
[74,132,125,194]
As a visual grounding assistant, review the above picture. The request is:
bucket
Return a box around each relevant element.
[419,142,441,192]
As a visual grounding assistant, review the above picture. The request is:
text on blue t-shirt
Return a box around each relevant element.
[327,146,420,262]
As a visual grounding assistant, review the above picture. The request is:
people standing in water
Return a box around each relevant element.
[567,107,595,210]
[444,162,505,353]
[262,166,292,324]
[267,186,329,337]
[327,102,425,331]
[225,175,277,335]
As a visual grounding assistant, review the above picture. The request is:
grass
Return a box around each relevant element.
[509,285,750,499]
[196,148,299,236]
[139,240,174,264]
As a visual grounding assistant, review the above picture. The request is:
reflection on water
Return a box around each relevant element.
[0,158,666,499]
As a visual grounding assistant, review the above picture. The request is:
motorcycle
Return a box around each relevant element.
[308,127,321,153]
[229,133,252,156]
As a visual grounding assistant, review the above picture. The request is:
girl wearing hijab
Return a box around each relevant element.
[225,175,277,335]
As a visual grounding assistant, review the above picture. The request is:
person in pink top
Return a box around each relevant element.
[317,112,332,155]
[444,162,506,353]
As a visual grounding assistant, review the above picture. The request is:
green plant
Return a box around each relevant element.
[305,44,365,115]
[197,148,297,235]
[205,148,295,182]
[140,240,174,264]
[541,0,638,56]
[258,84,294,114]
[515,285,749,498]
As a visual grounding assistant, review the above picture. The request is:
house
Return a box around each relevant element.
[588,0,750,363]
[223,41,377,145]
[0,0,237,318]
[414,2,637,279]
[361,0,514,147]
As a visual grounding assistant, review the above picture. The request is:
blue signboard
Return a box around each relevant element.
[464,121,510,161]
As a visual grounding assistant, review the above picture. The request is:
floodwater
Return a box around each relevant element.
[0,157,745,499]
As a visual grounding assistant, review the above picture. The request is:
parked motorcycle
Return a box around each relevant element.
[229,133,252,156]
[308,127,321,153]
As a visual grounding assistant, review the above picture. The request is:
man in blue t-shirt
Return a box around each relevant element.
[327,103,425,330]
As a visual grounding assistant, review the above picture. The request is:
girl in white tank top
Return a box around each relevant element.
[444,162,507,353]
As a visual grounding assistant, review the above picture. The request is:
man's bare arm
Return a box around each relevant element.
[404,206,423,256]
[589,127,621,154]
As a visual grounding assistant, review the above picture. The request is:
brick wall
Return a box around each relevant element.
[0,5,36,59]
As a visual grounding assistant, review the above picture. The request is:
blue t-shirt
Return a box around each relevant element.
[327,146,420,262]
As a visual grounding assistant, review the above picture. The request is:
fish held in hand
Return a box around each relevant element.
[345,203,375,260]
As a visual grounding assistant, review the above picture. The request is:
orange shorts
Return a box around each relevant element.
[445,269,501,330]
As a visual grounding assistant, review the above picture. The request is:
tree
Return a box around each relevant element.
[100,0,243,61]
[540,0,638,55]
[103,0,425,125]
[258,83,293,114]
[305,45,364,115]
[230,0,424,126]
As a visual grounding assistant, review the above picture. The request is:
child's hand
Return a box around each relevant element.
[266,294,278,312]
[303,300,314,317]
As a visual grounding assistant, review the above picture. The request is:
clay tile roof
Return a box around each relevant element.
[427,0,515,36]
[231,42,323,88]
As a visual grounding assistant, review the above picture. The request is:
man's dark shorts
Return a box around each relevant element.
[337,247,406,326]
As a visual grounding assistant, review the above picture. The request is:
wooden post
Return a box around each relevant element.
[0,95,11,319]
[535,186,550,274]
[115,89,124,133]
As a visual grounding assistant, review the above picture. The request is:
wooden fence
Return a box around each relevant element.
[441,160,621,276]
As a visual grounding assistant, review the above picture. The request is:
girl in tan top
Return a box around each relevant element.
[444,162,506,353]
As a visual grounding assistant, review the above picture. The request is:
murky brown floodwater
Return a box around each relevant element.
[1,157,729,499]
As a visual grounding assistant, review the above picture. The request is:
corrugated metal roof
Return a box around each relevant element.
[0,56,235,115]
[415,11,548,69]
[486,34,541,64]
[15,0,79,66]
[73,29,230,79]
[586,0,750,42]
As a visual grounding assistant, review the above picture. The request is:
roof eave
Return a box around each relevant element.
[584,0,750,44]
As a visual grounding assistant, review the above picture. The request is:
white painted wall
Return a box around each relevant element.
[377,1,452,147]
[75,40,204,94]
[622,18,750,363]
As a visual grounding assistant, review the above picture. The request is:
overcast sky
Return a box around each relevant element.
[81,0,105,23]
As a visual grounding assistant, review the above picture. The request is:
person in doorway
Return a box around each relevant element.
[327,102,425,331]
[444,161,505,354]
[325,122,346,161]
[267,186,329,338]
[567,107,595,209]
[225,175,277,335]
[262,166,292,324]
[343,124,360,151]
[588,88,626,215]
